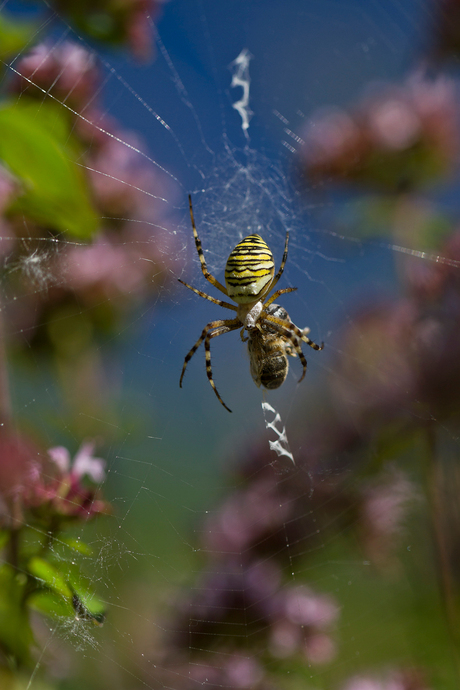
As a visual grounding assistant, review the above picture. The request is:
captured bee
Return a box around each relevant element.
[246,303,308,390]
[179,195,324,412]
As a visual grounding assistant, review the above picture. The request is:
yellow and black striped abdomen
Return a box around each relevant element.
[224,234,274,304]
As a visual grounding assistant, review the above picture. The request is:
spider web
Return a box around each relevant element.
[0,1,458,689]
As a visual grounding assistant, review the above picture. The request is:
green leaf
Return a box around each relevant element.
[0,99,99,238]
[0,13,39,61]
[28,557,106,624]
[0,564,34,665]
[27,556,73,600]
[59,535,93,556]
[28,590,74,619]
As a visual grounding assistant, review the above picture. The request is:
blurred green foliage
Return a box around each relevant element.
[0,100,99,238]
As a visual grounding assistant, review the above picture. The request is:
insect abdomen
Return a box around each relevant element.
[225,234,274,304]
[248,332,289,390]
[259,351,288,389]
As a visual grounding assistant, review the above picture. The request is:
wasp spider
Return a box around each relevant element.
[179,195,324,412]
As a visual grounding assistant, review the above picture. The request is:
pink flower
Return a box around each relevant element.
[269,584,339,664]
[48,442,105,483]
[360,468,416,567]
[22,441,109,521]
[283,585,339,628]
[301,73,458,191]
[12,41,99,111]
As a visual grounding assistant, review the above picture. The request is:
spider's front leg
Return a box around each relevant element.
[188,195,228,296]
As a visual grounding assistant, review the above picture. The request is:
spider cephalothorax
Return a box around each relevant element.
[179,195,323,412]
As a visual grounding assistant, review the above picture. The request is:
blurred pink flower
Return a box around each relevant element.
[359,468,416,567]
[85,131,155,218]
[48,441,105,483]
[169,555,338,666]
[282,585,338,628]
[301,73,458,191]
[24,441,110,521]
[225,655,264,688]
[341,669,430,690]
[12,41,99,111]
[269,584,338,664]
[304,633,336,664]
[123,0,159,60]
[203,475,291,554]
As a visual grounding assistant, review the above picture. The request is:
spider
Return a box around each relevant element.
[179,195,324,412]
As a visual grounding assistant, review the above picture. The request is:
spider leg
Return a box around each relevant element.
[188,195,228,296]
[180,318,240,406]
[178,279,237,310]
[263,287,297,310]
[264,314,324,351]
[292,339,308,382]
[264,230,289,297]
[204,326,240,412]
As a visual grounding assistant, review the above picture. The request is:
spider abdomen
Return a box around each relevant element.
[225,234,275,304]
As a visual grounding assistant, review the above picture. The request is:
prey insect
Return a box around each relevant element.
[179,195,323,412]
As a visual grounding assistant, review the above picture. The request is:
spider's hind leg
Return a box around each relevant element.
[204,328,236,412]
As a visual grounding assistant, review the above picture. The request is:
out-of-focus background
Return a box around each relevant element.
[1,0,460,688]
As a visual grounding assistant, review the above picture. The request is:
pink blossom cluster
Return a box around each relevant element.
[269,583,338,664]
[166,556,338,679]
[0,433,109,526]
[11,41,99,111]
[31,442,109,519]
[300,74,458,191]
